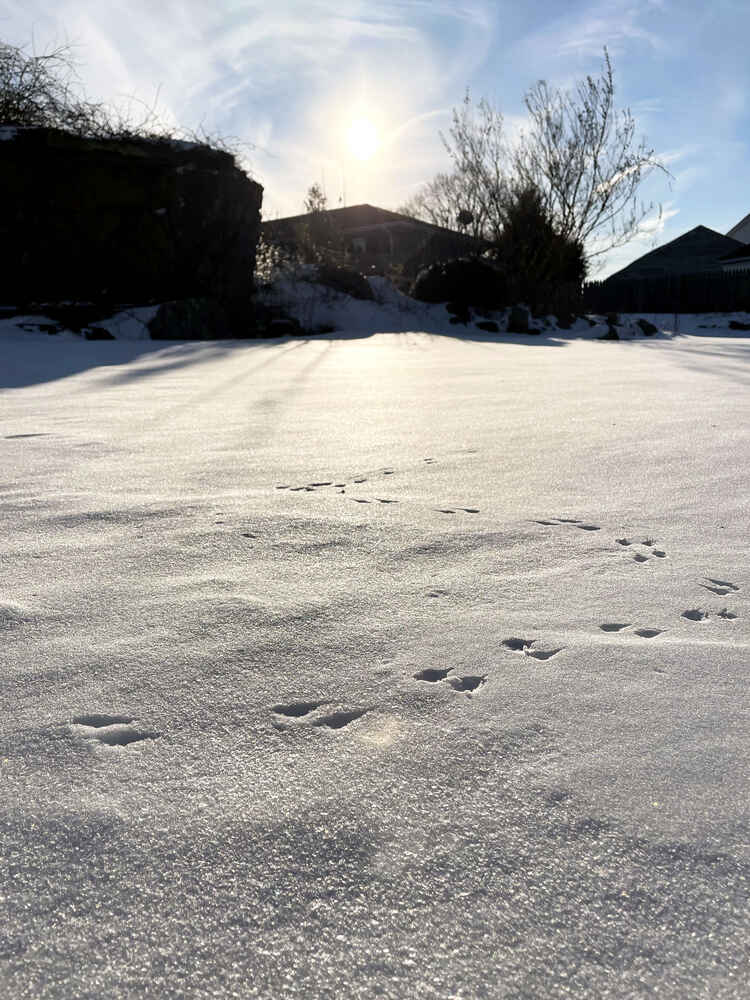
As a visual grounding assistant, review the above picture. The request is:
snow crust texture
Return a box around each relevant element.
[1,324,749,998]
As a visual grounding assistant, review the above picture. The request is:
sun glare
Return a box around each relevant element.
[347,117,378,160]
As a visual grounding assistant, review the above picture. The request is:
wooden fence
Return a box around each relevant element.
[584,270,750,314]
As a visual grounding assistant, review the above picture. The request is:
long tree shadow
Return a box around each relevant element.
[0,335,301,390]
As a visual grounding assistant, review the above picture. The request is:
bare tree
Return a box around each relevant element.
[0,38,243,156]
[405,52,668,263]
[399,170,488,240]
[513,49,668,260]
[304,182,327,214]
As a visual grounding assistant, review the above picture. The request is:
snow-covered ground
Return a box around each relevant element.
[2,313,749,998]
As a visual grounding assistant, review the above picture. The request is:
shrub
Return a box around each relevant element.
[410,256,505,308]
[315,264,373,301]
[493,186,586,310]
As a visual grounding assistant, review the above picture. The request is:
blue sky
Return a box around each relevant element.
[2,0,748,276]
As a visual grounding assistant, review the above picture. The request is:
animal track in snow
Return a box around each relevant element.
[633,553,649,563]
[414,667,452,682]
[600,623,631,632]
[447,675,485,693]
[312,708,368,730]
[71,714,159,747]
[616,538,632,546]
[633,628,664,638]
[652,550,667,558]
[375,498,399,504]
[533,517,599,530]
[436,507,479,515]
[701,577,740,596]
[502,637,534,651]
[502,637,563,660]
[436,508,456,514]
[718,608,738,620]
[273,701,327,718]
[525,646,563,661]
[682,609,710,621]
[272,701,367,730]
[5,432,51,439]
[413,667,485,695]
[351,498,371,504]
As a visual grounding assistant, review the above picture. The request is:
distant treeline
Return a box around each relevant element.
[584,271,750,314]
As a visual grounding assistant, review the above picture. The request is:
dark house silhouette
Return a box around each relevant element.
[262,204,486,277]
[606,226,743,280]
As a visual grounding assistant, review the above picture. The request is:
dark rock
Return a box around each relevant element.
[84,326,115,340]
[449,315,467,325]
[728,320,750,331]
[411,257,505,309]
[507,305,529,333]
[636,318,658,336]
[598,327,620,340]
[476,320,499,332]
[555,312,574,330]
[315,264,373,300]
[606,312,620,327]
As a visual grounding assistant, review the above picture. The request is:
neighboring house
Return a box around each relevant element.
[606,225,743,281]
[262,203,485,277]
[727,211,750,244]
[719,244,750,273]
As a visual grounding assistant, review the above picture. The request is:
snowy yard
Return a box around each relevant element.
[2,321,749,998]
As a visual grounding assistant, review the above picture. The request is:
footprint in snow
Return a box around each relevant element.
[682,609,710,621]
[525,647,563,660]
[502,637,563,660]
[413,667,485,695]
[599,623,631,632]
[414,667,451,682]
[701,577,740,596]
[71,714,159,747]
[312,708,369,730]
[272,702,367,730]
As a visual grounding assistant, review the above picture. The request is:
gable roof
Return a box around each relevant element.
[607,225,744,280]
[727,211,750,243]
[262,203,466,238]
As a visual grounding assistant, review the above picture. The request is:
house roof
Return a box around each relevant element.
[727,211,750,242]
[262,203,471,239]
[719,243,750,262]
[607,225,744,280]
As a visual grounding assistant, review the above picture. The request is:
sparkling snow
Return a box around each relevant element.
[1,312,749,998]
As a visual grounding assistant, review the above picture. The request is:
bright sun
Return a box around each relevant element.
[347,117,378,160]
